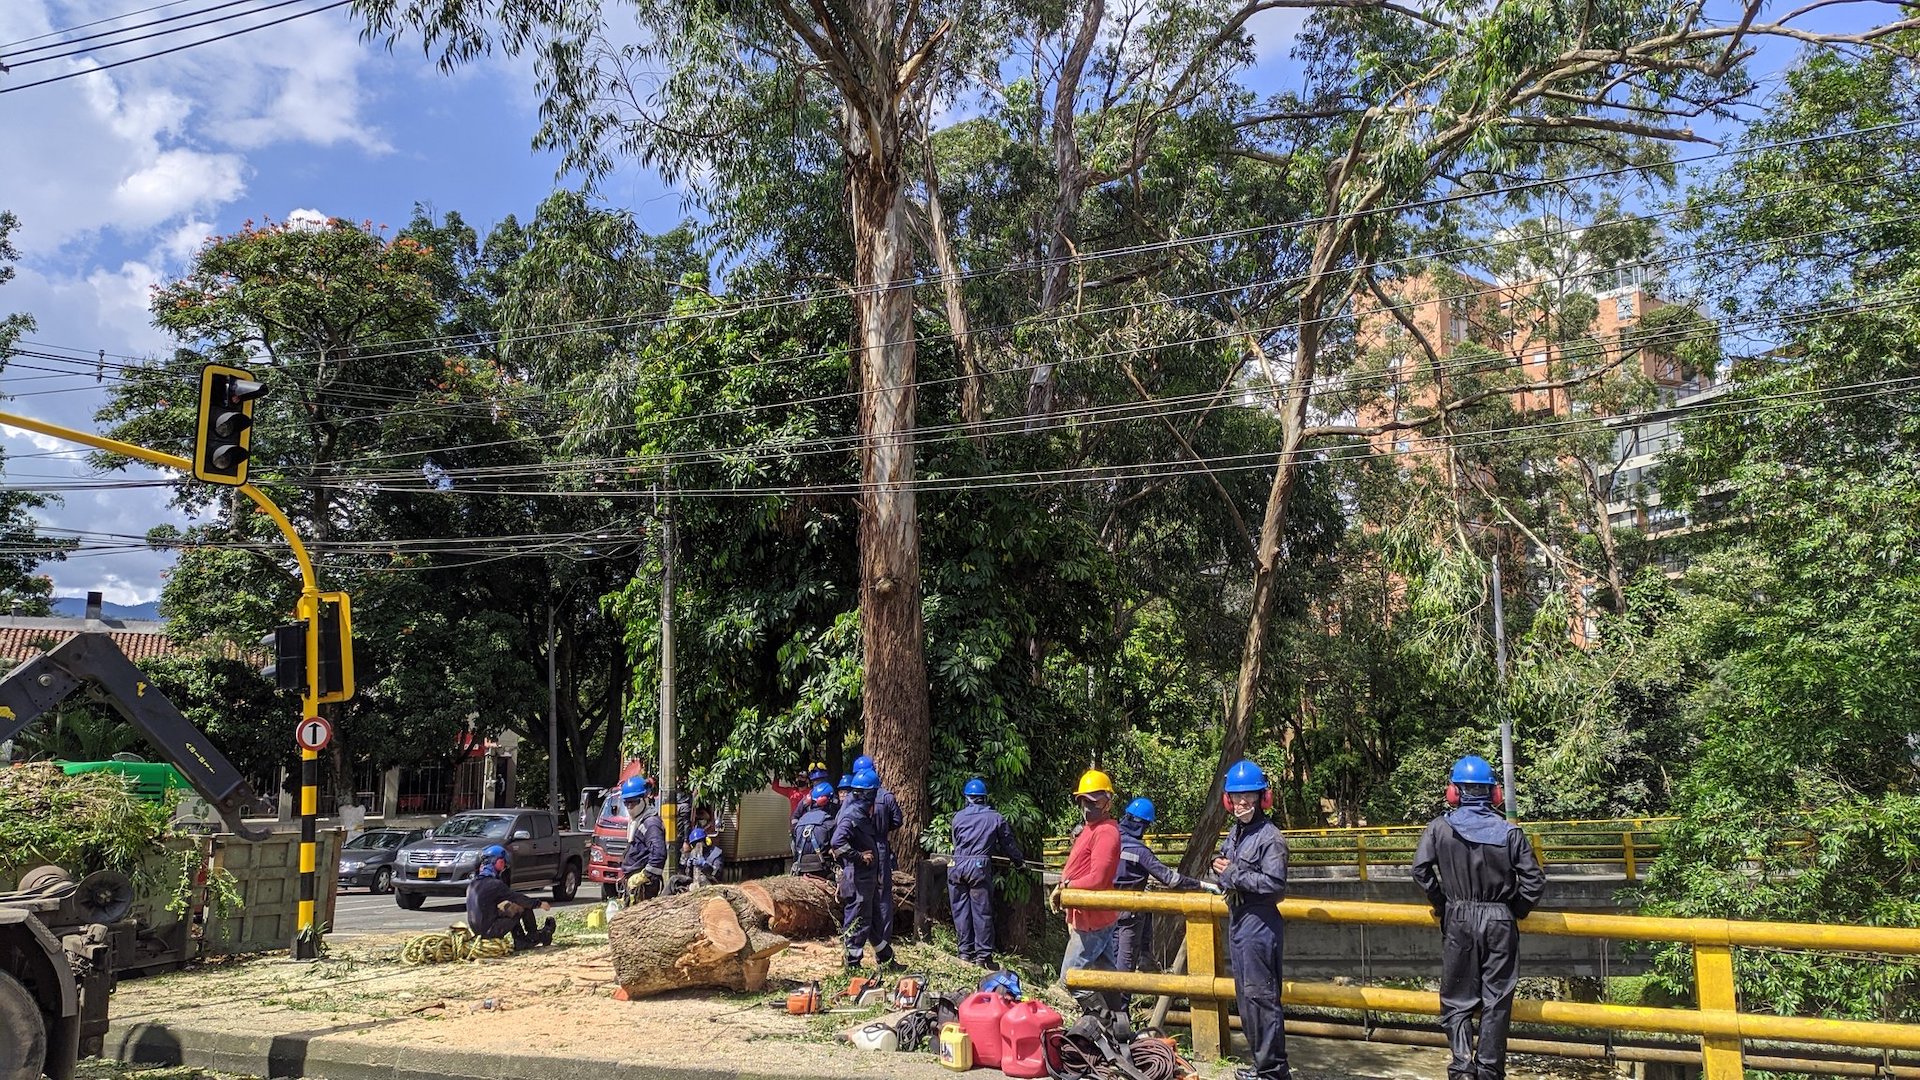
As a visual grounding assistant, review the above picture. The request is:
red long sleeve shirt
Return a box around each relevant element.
[1062,817,1121,931]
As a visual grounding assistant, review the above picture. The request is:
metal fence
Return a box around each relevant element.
[1044,817,1677,880]
[1059,888,1920,1080]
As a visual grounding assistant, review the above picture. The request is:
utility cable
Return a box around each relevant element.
[0,0,200,49]
[0,0,299,65]
[0,0,352,94]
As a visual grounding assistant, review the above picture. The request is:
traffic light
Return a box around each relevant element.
[194,363,267,485]
[257,592,354,702]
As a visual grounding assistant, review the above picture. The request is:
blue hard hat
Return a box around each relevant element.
[1123,797,1156,823]
[979,970,1023,1000]
[689,827,707,843]
[619,775,652,801]
[850,769,880,791]
[1223,759,1269,793]
[478,843,508,877]
[1450,755,1496,785]
[837,774,855,791]
[853,755,876,774]
[964,777,989,797]
[810,781,835,802]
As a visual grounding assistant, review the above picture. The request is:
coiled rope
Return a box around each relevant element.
[1044,1030,1191,1080]
[400,923,515,964]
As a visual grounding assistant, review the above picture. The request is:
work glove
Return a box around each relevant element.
[1198,881,1223,895]
[1047,881,1065,913]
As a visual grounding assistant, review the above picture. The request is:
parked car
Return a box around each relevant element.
[391,808,586,910]
[336,827,426,894]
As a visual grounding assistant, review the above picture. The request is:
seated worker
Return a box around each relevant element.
[466,844,554,951]
[678,827,725,889]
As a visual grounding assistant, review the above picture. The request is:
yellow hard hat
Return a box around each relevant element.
[1075,769,1114,797]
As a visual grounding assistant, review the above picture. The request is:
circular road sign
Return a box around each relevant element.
[295,716,332,752]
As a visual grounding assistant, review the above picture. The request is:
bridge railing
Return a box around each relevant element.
[1059,888,1920,1080]
[1043,817,1677,879]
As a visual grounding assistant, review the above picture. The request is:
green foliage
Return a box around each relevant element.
[0,765,174,884]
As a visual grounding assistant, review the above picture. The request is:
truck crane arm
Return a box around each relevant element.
[0,632,272,841]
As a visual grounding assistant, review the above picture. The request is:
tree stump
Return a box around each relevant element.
[607,886,789,999]
[737,875,841,938]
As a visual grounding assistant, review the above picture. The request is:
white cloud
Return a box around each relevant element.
[162,220,215,265]
[0,427,86,460]
[113,150,248,231]
[287,208,331,230]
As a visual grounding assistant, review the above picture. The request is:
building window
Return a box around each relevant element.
[1615,294,1634,323]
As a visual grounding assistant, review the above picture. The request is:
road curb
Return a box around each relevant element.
[102,1017,823,1080]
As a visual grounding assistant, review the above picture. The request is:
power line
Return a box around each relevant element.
[0,0,199,49]
[0,0,351,94]
[0,0,324,68]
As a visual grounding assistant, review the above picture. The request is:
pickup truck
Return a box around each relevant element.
[392,808,586,910]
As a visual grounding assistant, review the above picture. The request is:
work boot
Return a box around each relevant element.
[538,917,556,946]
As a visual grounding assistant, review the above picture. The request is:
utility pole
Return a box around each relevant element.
[657,484,679,884]
[1490,551,1518,819]
[546,599,561,818]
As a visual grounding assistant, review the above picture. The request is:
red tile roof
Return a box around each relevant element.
[0,623,257,666]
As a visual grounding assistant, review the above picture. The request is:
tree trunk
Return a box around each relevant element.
[737,875,840,938]
[1179,284,1327,877]
[849,125,932,870]
[607,887,789,999]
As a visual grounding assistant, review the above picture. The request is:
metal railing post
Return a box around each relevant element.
[1187,908,1231,1060]
[1695,926,1743,1080]
[1623,831,1636,881]
[1356,834,1369,881]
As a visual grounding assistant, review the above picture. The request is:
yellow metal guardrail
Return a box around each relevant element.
[1059,889,1920,1080]
[1044,818,1678,880]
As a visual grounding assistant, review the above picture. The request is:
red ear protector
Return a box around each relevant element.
[1445,784,1504,808]
[1221,788,1274,812]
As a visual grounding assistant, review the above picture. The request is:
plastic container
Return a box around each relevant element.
[938,1023,973,1070]
[957,990,1012,1069]
[999,1000,1065,1079]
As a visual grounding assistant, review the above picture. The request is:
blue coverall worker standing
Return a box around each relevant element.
[1114,797,1206,972]
[618,775,667,903]
[853,753,903,947]
[1212,759,1291,1080]
[791,782,837,878]
[949,776,1026,968]
[831,768,896,969]
[466,844,554,950]
[1411,755,1546,1080]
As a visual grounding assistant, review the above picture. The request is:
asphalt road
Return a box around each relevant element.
[329,883,607,936]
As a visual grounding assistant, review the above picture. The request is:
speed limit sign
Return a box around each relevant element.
[295,716,332,752]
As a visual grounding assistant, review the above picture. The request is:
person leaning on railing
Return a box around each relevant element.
[1411,755,1546,1080]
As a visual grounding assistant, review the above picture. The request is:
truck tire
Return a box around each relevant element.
[552,862,580,902]
[395,889,425,910]
[0,969,46,1080]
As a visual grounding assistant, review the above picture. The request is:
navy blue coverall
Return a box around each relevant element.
[831,793,894,967]
[466,876,543,949]
[872,784,903,944]
[1218,813,1291,1080]
[1411,803,1546,1080]
[1115,817,1200,972]
[949,798,1025,966]
[620,803,667,900]
[791,805,834,877]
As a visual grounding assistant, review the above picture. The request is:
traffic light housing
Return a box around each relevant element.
[194,363,267,485]
[257,592,354,703]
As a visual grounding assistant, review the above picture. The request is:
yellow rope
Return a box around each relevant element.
[400,923,516,964]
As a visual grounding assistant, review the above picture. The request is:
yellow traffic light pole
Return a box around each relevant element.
[0,408,330,959]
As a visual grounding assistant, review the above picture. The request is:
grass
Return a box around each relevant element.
[76,1062,254,1080]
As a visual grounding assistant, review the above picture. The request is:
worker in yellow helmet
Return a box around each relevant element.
[1051,767,1122,1012]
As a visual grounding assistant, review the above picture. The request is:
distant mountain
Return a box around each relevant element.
[49,597,163,622]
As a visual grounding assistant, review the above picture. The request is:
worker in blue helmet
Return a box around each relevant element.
[852,753,903,948]
[791,781,837,878]
[1114,796,1209,974]
[466,844,554,950]
[830,768,896,969]
[1211,760,1290,1080]
[949,776,1026,968]
[791,761,834,823]
[617,774,666,904]
[1412,755,1544,1080]
[676,826,724,890]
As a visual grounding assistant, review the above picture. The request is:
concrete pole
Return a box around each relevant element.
[547,599,561,817]
[1491,551,1517,818]
[658,487,679,882]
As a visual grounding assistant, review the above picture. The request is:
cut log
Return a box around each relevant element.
[607,885,791,999]
[737,875,841,938]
